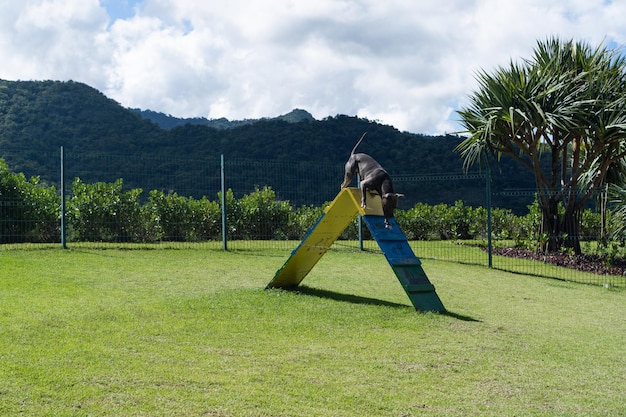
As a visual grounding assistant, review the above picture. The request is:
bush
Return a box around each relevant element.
[219,188,244,240]
[397,201,484,240]
[192,197,222,241]
[68,178,146,242]
[396,203,436,240]
[0,159,60,243]
[238,186,292,240]
[145,190,221,241]
[288,204,324,240]
[580,208,601,241]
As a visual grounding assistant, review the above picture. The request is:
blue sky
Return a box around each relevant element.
[1,1,625,134]
[102,0,142,21]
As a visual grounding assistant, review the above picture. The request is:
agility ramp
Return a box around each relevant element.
[266,187,445,312]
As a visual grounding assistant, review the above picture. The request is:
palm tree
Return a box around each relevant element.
[457,37,626,254]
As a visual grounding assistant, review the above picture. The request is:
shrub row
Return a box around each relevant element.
[67,179,311,243]
[0,160,606,245]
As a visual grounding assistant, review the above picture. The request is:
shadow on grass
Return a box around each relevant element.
[297,286,410,309]
[295,286,481,322]
[441,310,481,322]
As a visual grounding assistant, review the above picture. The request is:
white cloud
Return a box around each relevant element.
[1,0,111,86]
[0,0,625,134]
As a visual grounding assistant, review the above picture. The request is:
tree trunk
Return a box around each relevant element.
[600,184,608,240]
[539,198,583,255]
[540,198,560,253]
[562,206,582,255]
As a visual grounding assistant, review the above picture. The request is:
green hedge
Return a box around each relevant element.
[0,159,607,245]
[0,160,60,243]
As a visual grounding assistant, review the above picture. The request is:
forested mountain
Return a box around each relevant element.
[131,108,316,129]
[0,79,536,211]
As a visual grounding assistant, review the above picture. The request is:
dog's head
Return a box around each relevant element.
[381,192,404,220]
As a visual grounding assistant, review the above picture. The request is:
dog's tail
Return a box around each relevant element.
[350,132,367,155]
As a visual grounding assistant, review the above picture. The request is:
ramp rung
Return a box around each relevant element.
[392,266,431,285]
[388,257,422,266]
[372,236,407,242]
[406,284,436,293]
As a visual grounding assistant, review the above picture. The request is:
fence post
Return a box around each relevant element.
[60,146,67,249]
[221,154,227,251]
[486,166,492,268]
[357,173,363,250]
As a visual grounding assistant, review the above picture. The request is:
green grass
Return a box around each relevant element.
[1,246,625,416]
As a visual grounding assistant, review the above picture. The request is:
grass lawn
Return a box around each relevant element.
[0,246,624,416]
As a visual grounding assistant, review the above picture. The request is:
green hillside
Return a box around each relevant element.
[0,79,536,210]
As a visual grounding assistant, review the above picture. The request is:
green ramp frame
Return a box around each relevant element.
[266,188,445,312]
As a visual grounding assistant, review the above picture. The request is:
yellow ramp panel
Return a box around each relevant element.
[345,187,385,216]
[267,188,370,289]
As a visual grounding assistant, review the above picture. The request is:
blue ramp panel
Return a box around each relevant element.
[361,216,446,312]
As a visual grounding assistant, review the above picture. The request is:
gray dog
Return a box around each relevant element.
[340,133,404,228]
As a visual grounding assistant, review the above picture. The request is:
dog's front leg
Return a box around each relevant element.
[359,182,368,208]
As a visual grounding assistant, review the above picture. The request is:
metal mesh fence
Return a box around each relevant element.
[1,148,624,288]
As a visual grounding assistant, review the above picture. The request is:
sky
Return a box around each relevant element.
[1,1,625,135]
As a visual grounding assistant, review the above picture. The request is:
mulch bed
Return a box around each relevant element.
[491,247,626,276]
